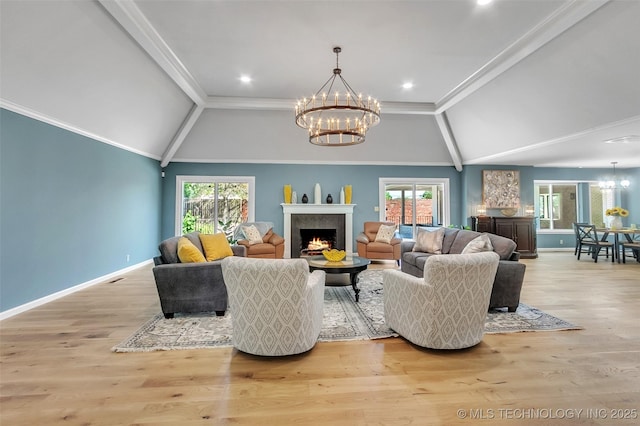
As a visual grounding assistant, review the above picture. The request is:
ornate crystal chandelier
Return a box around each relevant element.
[598,161,630,190]
[295,47,380,146]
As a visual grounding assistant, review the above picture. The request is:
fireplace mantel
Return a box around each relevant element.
[282,203,355,258]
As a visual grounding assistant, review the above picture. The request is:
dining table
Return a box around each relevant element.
[597,227,640,263]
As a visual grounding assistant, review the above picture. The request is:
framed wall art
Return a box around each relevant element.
[482,170,520,208]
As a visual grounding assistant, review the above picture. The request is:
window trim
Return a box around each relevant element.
[174,175,255,236]
[534,180,586,234]
[379,177,450,239]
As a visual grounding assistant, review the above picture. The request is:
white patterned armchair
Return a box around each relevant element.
[383,252,500,349]
[221,257,325,356]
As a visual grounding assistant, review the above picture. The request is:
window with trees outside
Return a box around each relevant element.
[379,178,450,239]
[175,176,255,240]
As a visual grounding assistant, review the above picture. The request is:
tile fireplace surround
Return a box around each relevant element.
[281,203,355,258]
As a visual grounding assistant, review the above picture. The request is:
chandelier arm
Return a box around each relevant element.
[338,75,361,101]
[311,74,338,102]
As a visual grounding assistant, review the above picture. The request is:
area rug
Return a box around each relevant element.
[113,270,580,352]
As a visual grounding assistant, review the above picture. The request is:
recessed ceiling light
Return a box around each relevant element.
[239,75,252,84]
[477,0,493,5]
[402,82,414,90]
[603,135,640,144]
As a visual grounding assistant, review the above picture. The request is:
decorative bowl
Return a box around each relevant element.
[322,249,346,262]
[500,208,518,217]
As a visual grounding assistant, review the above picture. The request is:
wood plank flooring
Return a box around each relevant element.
[1,252,639,425]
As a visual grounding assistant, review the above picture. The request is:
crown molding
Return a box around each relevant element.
[465,114,640,166]
[0,99,160,160]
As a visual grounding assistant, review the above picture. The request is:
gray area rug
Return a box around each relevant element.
[113,270,581,352]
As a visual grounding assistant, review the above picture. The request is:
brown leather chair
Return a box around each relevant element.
[356,221,402,264]
[234,221,285,259]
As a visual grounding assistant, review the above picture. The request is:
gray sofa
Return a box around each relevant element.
[401,227,526,312]
[152,231,246,318]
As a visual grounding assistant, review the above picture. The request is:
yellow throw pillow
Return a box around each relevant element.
[199,233,234,261]
[177,237,206,263]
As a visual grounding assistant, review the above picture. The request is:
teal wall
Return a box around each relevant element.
[2,108,638,313]
[160,162,463,245]
[0,109,162,311]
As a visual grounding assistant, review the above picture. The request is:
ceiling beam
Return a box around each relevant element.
[204,96,437,115]
[434,112,462,172]
[99,0,208,105]
[435,0,610,113]
[161,104,204,168]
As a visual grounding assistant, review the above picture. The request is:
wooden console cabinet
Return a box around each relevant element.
[470,216,538,259]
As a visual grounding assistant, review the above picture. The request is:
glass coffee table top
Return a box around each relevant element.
[306,255,370,270]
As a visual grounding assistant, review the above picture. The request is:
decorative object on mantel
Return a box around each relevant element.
[294,47,381,146]
[326,194,333,204]
[302,194,308,204]
[598,161,630,191]
[606,206,629,230]
[482,170,520,208]
[283,184,292,204]
[291,191,297,204]
[314,183,321,204]
[340,187,345,204]
[345,184,352,204]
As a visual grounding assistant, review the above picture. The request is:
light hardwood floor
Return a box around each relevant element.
[1,252,639,425]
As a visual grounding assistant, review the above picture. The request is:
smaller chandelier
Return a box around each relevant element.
[598,161,630,190]
[295,47,380,146]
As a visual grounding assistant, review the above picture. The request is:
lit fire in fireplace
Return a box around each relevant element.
[307,237,331,251]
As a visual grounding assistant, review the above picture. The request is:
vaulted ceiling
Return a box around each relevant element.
[1,0,639,169]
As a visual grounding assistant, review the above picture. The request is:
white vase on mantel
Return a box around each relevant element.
[314,183,321,204]
[340,187,345,204]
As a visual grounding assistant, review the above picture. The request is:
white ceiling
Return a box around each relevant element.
[1,0,639,169]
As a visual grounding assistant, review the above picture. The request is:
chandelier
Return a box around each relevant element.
[295,47,380,146]
[598,161,630,190]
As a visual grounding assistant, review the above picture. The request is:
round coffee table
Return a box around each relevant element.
[306,255,371,302]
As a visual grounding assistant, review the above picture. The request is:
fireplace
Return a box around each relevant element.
[300,228,337,256]
[282,203,355,258]
[291,214,344,258]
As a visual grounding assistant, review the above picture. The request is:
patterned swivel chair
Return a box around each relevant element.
[221,257,325,356]
[383,252,500,349]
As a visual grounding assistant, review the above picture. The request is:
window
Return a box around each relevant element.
[535,183,576,230]
[175,176,255,236]
[379,178,450,239]
[590,184,614,227]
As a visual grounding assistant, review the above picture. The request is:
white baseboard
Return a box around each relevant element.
[537,247,574,252]
[0,259,153,321]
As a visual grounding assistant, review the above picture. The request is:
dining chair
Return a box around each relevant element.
[572,222,591,257]
[575,224,614,263]
[619,232,640,264]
